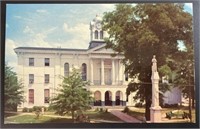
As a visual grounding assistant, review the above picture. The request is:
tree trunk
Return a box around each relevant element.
[192,87,195,108]
[72,111,75,123]
[145,84,152,121]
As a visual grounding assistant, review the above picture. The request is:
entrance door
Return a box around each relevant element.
[105,91,112,106]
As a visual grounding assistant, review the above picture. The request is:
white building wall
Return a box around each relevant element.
[163,87,182,105]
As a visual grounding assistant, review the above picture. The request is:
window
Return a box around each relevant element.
[82,63,87,81]
[95,30,98,39]
[64,63,69,76]
[45,74,49,83]
[44,89,50,103]
[29,89,34,104]
[45,58,50,66]
[100,31,103,39]
[29,58,34,66]
[29,74,34,84]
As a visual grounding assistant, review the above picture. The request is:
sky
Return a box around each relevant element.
[5,3,193,71]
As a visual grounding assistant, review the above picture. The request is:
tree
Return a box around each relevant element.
[102,3,193,120]
[4,63,24,111]
[49,68,93,123]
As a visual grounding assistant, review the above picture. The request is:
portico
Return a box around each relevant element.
[89,58,125,86]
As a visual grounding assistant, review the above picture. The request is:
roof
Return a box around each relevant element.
[88,41,105,49]
[14,47,88,51]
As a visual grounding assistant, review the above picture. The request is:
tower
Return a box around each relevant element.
[88,15,105,49]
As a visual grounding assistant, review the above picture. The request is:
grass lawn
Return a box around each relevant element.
[5,115,73,123]
[5,110,122,123]
[85,111,122,121]
[126,109,145,121]
[127,107,196,123]
[161,108,196,123]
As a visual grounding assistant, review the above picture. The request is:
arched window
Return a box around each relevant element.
[94,91,101,106]
[64,63,69,76]
[82,63,87,81]
[95,30,98,39]
[100,31,103,39]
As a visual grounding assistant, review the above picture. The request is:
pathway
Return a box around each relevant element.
[110,110,141,123]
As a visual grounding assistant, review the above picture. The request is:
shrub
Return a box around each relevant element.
[28,108,33,112]
[22,107,28,112]
[99,108,103,112]
[135,102,144,108]
[123,106,130,113]
[164,104,179,108]
[35,110,41,119]
[33,106,42,112]
[105,108,108,113]
[95,108,99,112]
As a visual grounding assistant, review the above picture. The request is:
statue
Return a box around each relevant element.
[152,55,157,72]
[151,55,159,106]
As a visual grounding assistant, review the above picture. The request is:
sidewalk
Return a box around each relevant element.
[110,110,141,123]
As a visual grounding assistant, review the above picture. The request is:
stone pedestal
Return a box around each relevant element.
[150,106,162,122]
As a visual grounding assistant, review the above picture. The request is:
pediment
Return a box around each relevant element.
[87,43,115,54]
[93,47,115,53]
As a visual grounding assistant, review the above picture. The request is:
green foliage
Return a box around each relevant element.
[99,108,104,112]
[95,108,99,112]
[122,106,130,113]
[28,108,33,112]
[33,106,42,112]
[4,63,24,111]
[35,110,41,119]
[102,3,193,120]
[105,108,108,113]
[22,107,28,112]
[49,68,93,123]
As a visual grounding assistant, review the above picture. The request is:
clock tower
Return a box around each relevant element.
[89,15,105,49]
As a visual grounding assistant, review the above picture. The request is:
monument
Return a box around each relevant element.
[150,55,162,123]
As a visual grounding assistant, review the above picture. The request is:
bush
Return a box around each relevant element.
[22,107,28,112]
[28,108,33,112]
[135,102,144,108]
[35,110,41,119]
[99,108,104,112]
[122,106,130,113]
[33,106,42,111]
[164,104,179,108]
[105,108,108,113]
[95,108,99,112]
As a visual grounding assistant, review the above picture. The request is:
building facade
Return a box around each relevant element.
[14,15,135,108]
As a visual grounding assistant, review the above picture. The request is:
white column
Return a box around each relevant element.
[90,59,94,85]
[101,59,105,85]
[116,60,119,84]
[122,65,126,85]
[112,59,115,85]
[119,60,122,85]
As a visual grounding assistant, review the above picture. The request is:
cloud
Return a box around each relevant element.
[63,22,89,38]
[100,4,115,10]
[14,15,22,19]
[24,27,57,47]
[5,39,18,71]
[36,9,48,13]
[62,22,90,48]
[185,3,193,9]
[23,26,34,34]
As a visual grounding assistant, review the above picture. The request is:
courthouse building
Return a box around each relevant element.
[14,15,136,108]
[14,15,181,109]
